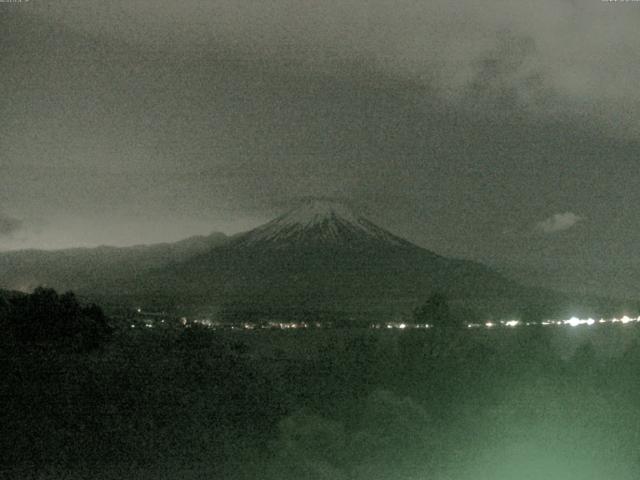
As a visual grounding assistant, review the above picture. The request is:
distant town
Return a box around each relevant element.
[128,307,640,331]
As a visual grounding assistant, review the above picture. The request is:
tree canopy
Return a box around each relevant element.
[413,292,457,330]
[0,287,111,351]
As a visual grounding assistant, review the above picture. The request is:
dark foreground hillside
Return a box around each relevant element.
[4,324,640,480]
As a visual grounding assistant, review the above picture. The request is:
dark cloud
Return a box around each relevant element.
[25,1,640,122]
[0,213,22,237]
[462,31,552,113]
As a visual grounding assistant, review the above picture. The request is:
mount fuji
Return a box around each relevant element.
[0,199,570,319]
[119,199,551,319]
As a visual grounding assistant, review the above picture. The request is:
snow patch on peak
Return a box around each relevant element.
[232,199,415,248]
[270,199,362,229]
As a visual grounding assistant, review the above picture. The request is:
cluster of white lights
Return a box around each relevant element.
[380,323,431,330]
[564,317,595,327]
[467,316,640,329]
[178,319,318,330]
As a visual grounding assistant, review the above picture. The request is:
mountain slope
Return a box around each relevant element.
[123,200,558,318]
[0,232,228,293]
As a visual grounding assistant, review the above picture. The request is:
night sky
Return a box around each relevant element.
[2,1,640,296]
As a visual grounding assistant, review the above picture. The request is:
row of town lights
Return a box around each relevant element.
[130,311,640,330]
[466,316,640,329]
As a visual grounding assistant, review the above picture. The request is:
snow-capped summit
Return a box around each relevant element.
[230,199,415,249]
[267,199,362,229]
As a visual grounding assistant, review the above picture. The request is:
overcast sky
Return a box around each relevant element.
[2,1,640,294]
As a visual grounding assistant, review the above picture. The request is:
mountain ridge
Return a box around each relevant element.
[0,232,228,293]
[0,201,612,320]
